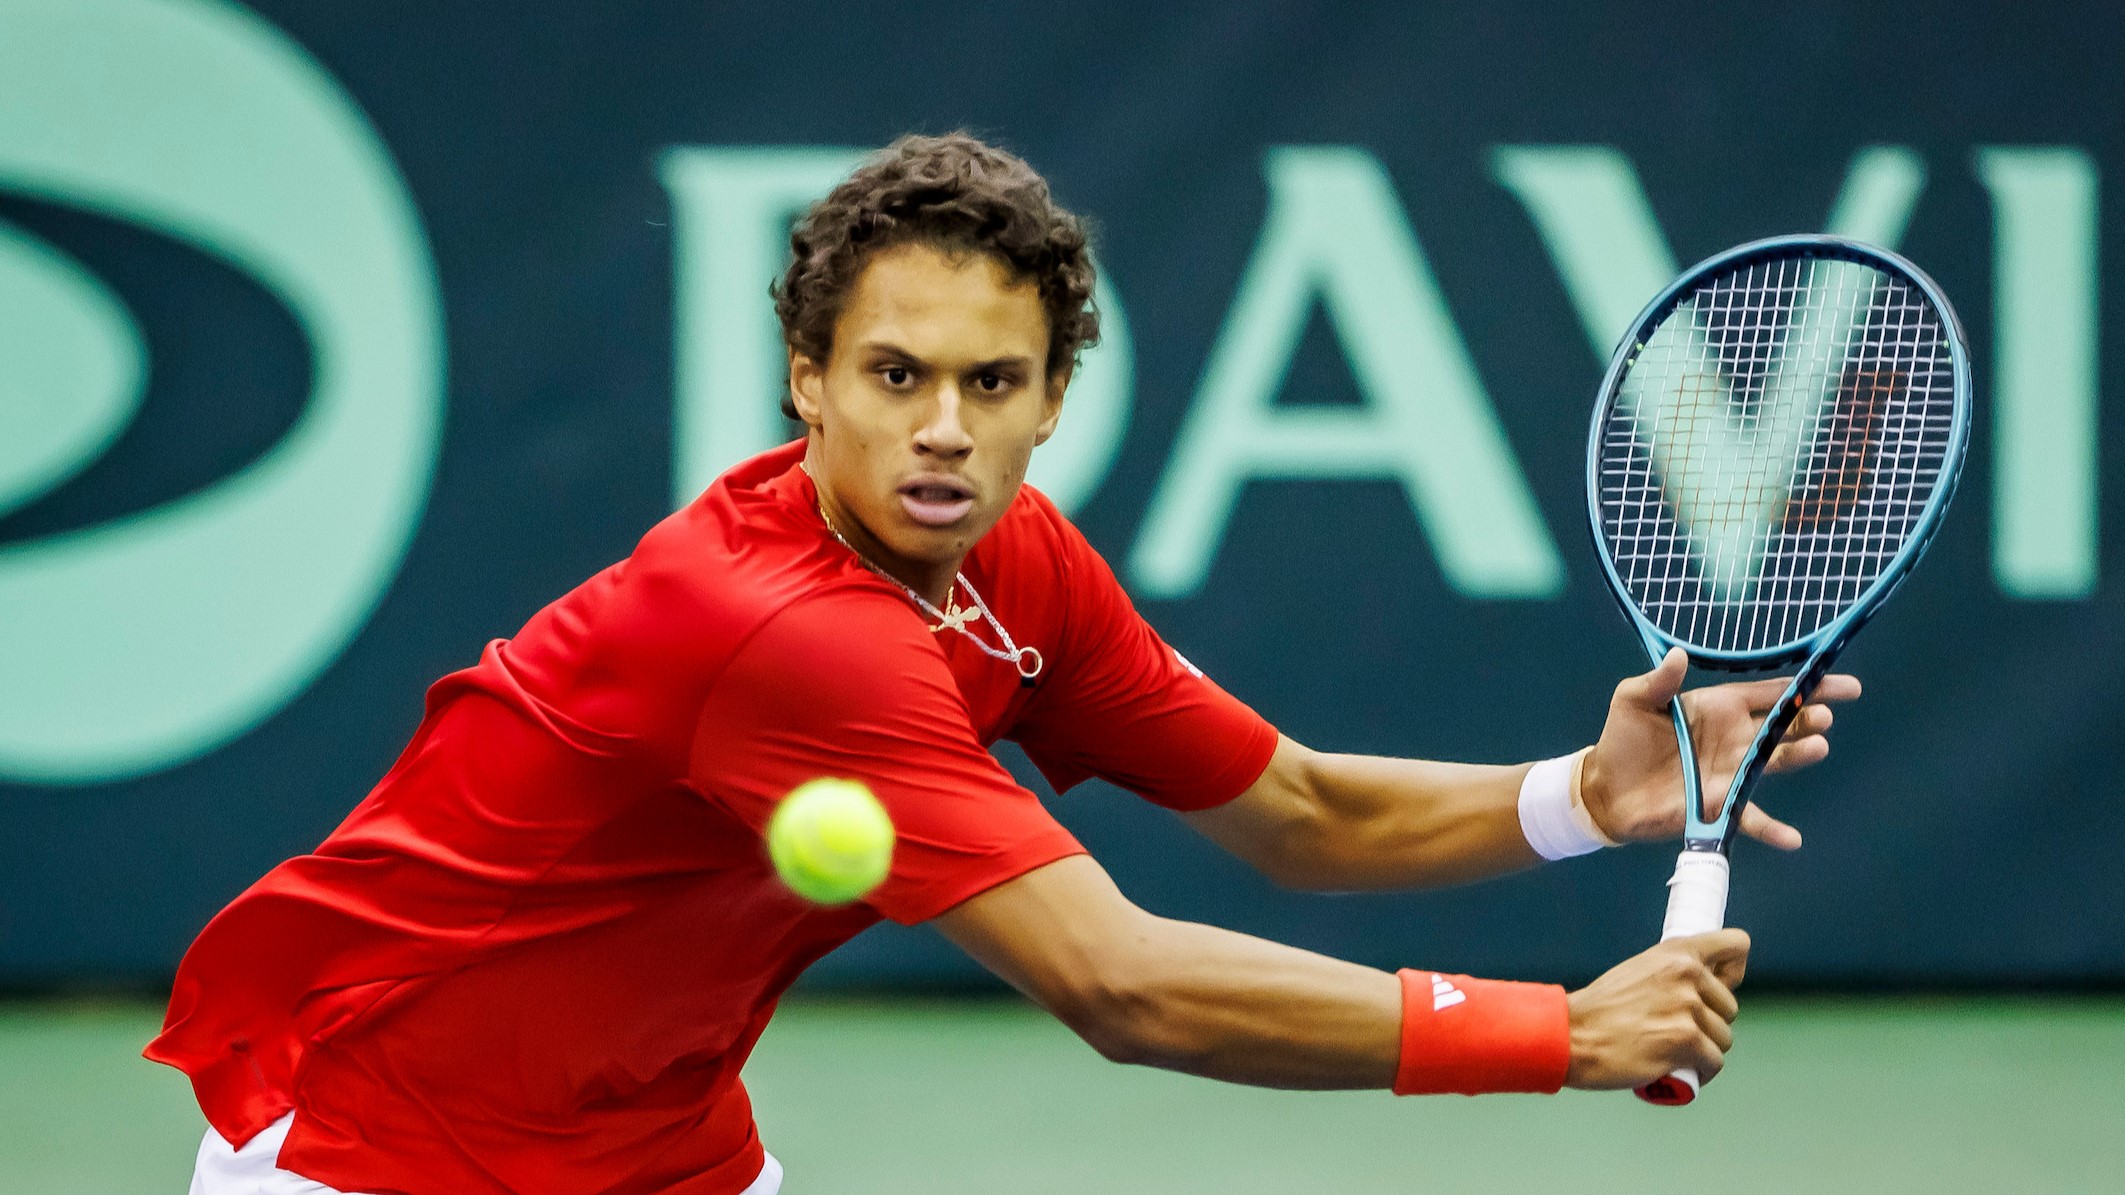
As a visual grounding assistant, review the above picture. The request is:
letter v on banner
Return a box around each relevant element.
[1500,144,2101,600]
[1130,147,1563,600]
[1491,144,1925,356]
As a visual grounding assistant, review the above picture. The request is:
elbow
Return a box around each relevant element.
[1246,805,1352,893]
[1250,842,1342,893]
[1047,955,1199,1070]
[1231,745,1355,893]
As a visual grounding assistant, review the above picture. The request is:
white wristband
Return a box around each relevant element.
[1518,748,1616,861]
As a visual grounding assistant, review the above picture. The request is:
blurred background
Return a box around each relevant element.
[1,0,2120,1189]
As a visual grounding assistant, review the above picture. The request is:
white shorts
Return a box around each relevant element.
[188,1113,785,1194]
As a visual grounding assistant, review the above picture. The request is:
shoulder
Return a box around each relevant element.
[589,443,860,651]
[698,584,983,762]
[979,482,1107,584]
[741,582,945,680]
[497,445,873,725]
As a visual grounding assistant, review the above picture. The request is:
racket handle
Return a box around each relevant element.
[1634,850,1730,1108]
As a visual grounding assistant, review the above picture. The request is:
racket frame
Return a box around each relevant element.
[1584,234,1972,853]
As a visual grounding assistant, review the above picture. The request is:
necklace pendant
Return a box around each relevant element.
[1014,646,1044,687]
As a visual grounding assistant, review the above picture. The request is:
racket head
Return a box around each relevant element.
[1585,235,1972,673]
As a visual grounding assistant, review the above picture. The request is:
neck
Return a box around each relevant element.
[804,443,961,607]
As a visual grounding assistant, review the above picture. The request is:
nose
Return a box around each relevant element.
[913,384,974,461]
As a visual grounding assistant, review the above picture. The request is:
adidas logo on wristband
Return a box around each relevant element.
[1393,970,1572,1096]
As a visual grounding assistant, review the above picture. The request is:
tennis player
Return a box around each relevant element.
[152,133,1858,1195]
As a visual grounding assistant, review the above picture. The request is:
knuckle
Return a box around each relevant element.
[1701,1042,1728,1074]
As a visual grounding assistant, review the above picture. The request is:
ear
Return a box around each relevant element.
[788,347,827,429]
[1033,367,1070,446]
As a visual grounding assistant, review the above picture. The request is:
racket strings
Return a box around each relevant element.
[1597,254,1956,655]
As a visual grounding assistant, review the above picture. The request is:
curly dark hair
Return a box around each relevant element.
[772,132,1101,418]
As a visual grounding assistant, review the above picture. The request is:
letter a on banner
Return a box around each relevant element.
[1131,148,1562,600]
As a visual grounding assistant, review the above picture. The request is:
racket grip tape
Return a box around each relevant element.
[1635,850,1730,1107]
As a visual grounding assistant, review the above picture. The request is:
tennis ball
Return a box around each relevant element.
[767,778,895,905]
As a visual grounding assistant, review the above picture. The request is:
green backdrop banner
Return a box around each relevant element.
[1,0,2119,986]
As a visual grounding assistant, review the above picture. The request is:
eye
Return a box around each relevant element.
[880,365,913,387]
[975,372,1009,394]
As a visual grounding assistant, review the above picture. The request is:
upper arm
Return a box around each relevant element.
[690,591,1084,925]
[932,854,1157,1041]
[1181,734,1335,888]
[1008,511,1279,810]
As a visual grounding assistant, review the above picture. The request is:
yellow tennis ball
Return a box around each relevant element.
[767,778,895,905]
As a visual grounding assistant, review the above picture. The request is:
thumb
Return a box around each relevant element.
[1627,647,1689,708]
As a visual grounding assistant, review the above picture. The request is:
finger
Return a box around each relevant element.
[1694,1000,1735,1052]
[1765,736,1830,774]
[1739,803,1804,850]
[1811,673,1863,703]
[1725,676,1803,715]
[1692,1035,1728,1083]
[1694,967,1740,1023]
[1730,673,1863,716]
[1779,704,1834,741]
[1708,941,1749,990]
[1679,928,1752,982]
[1625,647,1689,708]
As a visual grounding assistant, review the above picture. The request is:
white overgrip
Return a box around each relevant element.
[1660,850,1731,941]
[1638,850,1731,1106]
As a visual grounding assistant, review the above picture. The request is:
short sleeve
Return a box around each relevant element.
[1008,515,1279,811]
[688,588,1084,925]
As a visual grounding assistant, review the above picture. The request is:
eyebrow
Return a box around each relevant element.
[857,343,1036,374]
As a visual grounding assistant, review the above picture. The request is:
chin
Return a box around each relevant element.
[889,511,994,560]
[891,528,975,563]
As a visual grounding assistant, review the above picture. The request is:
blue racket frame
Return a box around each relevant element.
[1584,234,1972,854]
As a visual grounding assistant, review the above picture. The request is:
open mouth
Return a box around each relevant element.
[897,477,977,528]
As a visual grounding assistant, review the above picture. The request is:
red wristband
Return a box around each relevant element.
[1392,969,1571,1095]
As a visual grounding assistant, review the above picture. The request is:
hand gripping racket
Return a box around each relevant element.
[1585,235,1971,1105]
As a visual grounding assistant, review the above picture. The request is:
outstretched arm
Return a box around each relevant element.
[1186,739,1540,891]
[934,853,1749,1092]
[1188,650,1862,892]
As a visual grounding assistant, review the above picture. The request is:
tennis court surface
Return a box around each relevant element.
[6,993,2119,1192]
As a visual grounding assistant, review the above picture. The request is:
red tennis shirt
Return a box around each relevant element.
[146,441,1279,1195]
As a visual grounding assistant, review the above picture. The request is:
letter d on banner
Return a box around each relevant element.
[662,146,1132,516]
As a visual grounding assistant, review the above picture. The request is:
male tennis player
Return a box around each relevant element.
[152,133,1858,1195]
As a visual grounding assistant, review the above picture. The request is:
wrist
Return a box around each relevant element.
[1518,748,1615,860]
[1392,969,1571,1095]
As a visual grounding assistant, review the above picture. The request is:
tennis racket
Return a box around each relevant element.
[1584,235,1971,1105]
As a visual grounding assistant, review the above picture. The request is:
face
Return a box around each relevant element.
[789,242,1066,595]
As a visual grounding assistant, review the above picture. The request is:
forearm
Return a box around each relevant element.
[1294,750,1543,889]
[1191,738,1556,891]
[941,855,1583,1096]
[940,856,1400,1089]
[1083,913,1403,1089]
